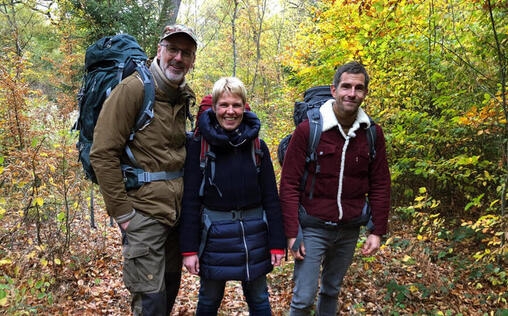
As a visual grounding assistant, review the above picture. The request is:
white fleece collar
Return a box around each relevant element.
[320,99,371,135]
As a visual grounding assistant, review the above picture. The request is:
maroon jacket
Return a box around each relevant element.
[279,102,391,237]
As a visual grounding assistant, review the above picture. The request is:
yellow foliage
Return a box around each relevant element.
[402,255,413,263]
[0,258,12,265]
[27,250,37,260]
[33,197,44,206]
[409,284,419,293]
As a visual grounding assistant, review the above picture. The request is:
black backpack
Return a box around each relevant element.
[73,34,155,185]
[277,85,377,199]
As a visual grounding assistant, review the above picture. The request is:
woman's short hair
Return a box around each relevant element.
[211,77,247,106]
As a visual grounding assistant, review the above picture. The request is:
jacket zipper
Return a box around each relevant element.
[240,221,250,281]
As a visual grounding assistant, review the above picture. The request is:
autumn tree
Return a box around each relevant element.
[178,0,300,157]
[0,1,96,311]
[65,0,182,56]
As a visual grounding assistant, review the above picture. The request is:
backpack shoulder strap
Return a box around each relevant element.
[198,135,263,197]
[130,60,156,138]
[299,107,322,198]
[124,61,156,167]
[366,117,377,162]
[306,107,323,163]
[199,135,210,171]
[199,136,217,197]
[252,137,263,173]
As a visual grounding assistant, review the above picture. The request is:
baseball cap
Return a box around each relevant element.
[160,24,198,46]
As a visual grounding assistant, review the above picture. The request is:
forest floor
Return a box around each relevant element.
[0,208,507,315]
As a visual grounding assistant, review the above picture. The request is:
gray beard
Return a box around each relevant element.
[164,68,184,84]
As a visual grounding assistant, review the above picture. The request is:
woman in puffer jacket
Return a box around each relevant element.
[179,76,286,315]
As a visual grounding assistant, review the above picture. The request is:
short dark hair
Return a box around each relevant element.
[332,61,370,90]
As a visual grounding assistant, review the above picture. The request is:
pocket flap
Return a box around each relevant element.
[123,245,149,259]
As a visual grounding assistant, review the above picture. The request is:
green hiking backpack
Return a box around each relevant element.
[73,34,156,185]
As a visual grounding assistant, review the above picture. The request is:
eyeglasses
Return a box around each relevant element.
[159,43,195,60]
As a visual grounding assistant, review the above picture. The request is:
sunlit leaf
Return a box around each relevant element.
[33,197,44,206]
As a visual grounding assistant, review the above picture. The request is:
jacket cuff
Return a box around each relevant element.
[182,252,198,256]
[115,209,136,224]
[270,249,285,255]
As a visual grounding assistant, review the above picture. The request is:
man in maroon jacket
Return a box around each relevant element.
[280,61,391,315]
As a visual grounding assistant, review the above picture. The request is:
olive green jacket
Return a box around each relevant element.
[90,60,195,226]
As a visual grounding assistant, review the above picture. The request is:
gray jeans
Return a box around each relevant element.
[290,225,360,316]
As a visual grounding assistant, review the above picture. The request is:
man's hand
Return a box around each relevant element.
[287,237,306,261]
[361,234,381,256]
[183,255,200,275]
[120,221,130,231]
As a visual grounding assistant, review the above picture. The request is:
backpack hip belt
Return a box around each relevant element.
[298,202,371,231]
[202,207,265,222]
[135,170,184,183]
[121,165,184,190]
[199,207,266,257]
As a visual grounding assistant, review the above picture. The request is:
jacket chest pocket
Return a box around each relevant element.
[314,143,340,176]
[315,143,370,177]
[350,142,371,176]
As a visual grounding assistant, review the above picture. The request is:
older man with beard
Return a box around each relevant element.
[90,24,198,316]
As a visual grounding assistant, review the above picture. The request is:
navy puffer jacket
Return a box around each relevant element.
[180,109,286,281]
